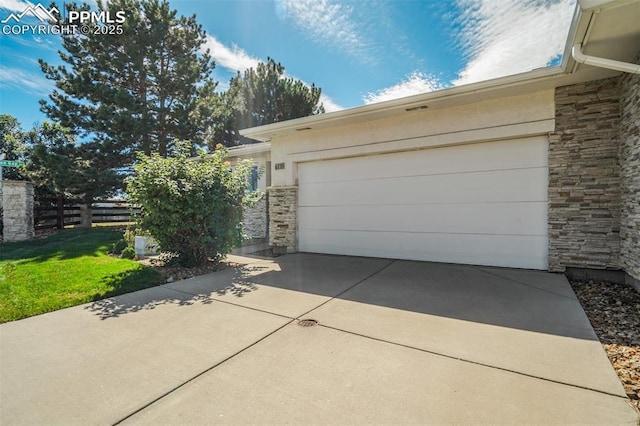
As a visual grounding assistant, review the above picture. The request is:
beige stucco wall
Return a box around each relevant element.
[227,153,271,192]
[270,90,555,187]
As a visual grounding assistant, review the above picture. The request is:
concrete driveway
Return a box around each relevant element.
[1,253,637,425]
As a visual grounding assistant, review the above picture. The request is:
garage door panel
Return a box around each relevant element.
[299,230,548,270]
[298,168,548,206]
[299,202,547,236]
[298,136,548,184]
[297,137,548,269]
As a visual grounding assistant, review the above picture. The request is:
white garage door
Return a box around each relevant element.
[298,136,548,269]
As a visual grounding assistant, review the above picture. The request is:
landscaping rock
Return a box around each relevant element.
[138,255,238,284]
[570,279,640,412]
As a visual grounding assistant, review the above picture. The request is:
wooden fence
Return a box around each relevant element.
[34,197,140,230]
[92,200,141,224]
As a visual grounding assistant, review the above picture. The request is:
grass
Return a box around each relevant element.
[0,228,163,323]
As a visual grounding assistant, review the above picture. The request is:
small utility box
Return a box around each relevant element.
[134,236,159,257]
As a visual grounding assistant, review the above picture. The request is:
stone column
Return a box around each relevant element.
[267,186,297,254]
[243,195,267,239]
[619,51,640,288]
[548,77,622,272]
[2,180,34,242]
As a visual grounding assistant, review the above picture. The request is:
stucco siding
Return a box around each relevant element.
[271,90,555,187]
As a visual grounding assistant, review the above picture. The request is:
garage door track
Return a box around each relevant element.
[1,253,637,424]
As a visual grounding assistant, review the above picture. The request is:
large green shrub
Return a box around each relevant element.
[126,142,261,266]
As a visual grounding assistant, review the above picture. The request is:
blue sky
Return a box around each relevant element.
[0,0,576,130]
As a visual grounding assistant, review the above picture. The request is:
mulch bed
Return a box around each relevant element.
[570,279,640,412]
[137,255,240,283]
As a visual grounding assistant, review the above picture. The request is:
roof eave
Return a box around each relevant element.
[239,66,567,142]
[226,142,272,157]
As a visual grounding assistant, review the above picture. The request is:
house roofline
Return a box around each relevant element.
[240,67,570,142]
[239,0,635,142]
[226,142,271,157]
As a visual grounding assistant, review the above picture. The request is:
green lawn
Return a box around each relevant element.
[0,228,163,323]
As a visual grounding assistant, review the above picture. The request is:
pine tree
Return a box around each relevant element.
[0,115,28,181]
[39,0,217,163]
[26,122,119,205]
[213,58,324,147]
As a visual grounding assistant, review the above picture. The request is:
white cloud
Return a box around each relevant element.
[0,65,54,95]
[0,0,30,12]
[275,0,372,62]
[363,72,444,104]
[453,0,575,85]
[319,94,343,112]
[203,35,260,73]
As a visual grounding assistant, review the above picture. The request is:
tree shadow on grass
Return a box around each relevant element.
[94,267,164,300]
[0,228,119,263]
[84,264,263,320]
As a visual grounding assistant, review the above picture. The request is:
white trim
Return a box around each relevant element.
[572,43,640,74]
[578,0,629,10]
[288,120,555,164]
[226,142,271,158]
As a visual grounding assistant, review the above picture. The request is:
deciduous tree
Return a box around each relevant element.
[126,142,261,266]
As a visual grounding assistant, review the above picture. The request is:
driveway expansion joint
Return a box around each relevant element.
[318,323,628,401]
[295,259,396,320]
[468,265,577,301]
[111,319,295,425]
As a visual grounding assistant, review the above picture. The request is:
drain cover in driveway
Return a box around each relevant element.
[297,319,318,327]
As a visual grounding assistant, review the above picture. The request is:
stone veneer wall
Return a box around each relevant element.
[548,77,621,272]
[267,186,297,253]
[243,196,267,239]
[619,54,640,284]
[2,180,35,242]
